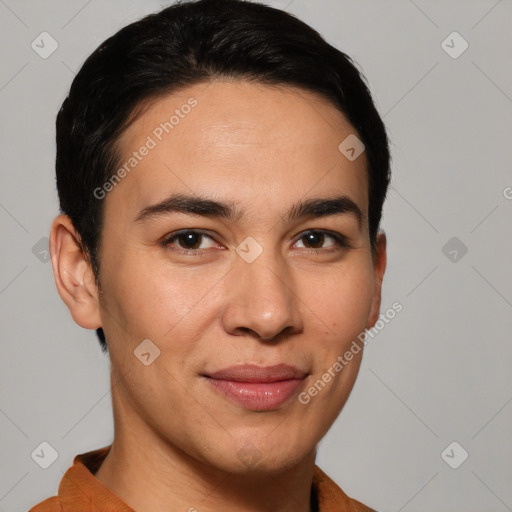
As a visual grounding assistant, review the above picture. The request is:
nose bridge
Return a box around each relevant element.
[222,244,302,340]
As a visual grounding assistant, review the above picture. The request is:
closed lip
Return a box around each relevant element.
[204,363,308,383]
[203,363,308,411]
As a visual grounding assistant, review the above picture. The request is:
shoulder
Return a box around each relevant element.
[28,496,63,512]
[313,465,377,512]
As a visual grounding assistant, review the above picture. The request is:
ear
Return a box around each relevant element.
[366,230,387,329]
[49,214,102,330]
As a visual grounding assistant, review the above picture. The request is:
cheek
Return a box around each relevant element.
[102,247,229,346]
[302,262,375,341]
[297,264,374,406]
[293,266,374,444]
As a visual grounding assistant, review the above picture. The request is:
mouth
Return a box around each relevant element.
[203,364,308,411]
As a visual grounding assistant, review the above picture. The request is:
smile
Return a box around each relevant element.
[203,364,308,411]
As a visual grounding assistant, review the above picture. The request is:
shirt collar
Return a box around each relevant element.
[55,445,374,512]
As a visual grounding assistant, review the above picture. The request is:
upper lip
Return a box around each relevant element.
[205,364,307,383]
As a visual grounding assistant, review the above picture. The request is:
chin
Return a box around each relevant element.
[202,432,314,476]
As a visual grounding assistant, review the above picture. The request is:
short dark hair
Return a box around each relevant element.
[56,0,391,353]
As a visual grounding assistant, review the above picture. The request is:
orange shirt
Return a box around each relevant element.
[29,445,375,512]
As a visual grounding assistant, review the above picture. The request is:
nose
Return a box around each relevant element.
[222,249,303,341]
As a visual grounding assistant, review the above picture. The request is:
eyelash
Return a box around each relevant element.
[160,229,350,256]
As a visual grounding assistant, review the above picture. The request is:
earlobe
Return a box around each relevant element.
[366,230,387,329]
[49,214,102,330]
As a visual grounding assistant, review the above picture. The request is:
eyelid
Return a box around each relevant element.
[292,229,351,251]
[160,229,222,253]
[161,228,351,255]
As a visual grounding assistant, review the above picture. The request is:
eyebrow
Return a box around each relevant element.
[134,193,363,227]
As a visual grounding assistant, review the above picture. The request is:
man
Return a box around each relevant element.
[30,0,389,510]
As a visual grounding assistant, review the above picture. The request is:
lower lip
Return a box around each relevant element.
[206,378,304,411]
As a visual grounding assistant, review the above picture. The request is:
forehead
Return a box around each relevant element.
[106,79,368,223]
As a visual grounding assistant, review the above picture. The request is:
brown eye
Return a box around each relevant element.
[301,232,327,249]
[295,230,347,251]
[162,230,217,252]
[177,232,202,249]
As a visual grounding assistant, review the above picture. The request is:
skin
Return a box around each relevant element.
[50,79,386,512]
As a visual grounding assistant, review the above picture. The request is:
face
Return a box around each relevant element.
[64,79,386,474]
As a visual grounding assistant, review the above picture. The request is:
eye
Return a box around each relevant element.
[294,230,349,252]
[161,229,219,253]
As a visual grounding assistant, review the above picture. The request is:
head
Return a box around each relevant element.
[51,0,389,475]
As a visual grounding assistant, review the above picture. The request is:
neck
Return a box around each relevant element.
[95,386,317,512]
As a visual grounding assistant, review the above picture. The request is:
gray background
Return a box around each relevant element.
[0,0,511,511]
